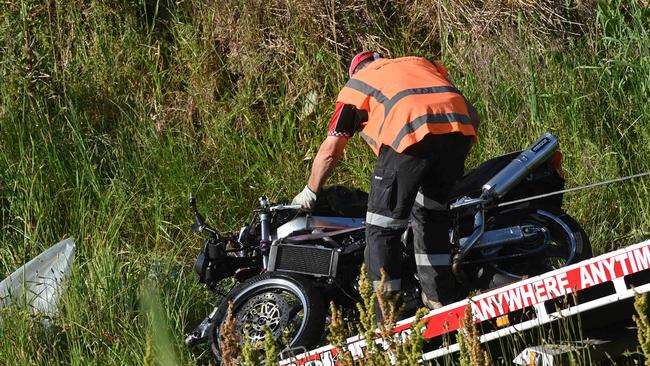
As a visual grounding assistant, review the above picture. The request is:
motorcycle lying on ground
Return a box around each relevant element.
[185,133,592,361]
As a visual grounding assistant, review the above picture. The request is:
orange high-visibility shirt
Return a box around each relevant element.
[336,56,478,156]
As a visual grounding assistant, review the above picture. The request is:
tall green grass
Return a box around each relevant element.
[0,0,648,364]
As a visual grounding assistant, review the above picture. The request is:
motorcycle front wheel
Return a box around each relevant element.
[211,272,326,360]
[486,208,592,286]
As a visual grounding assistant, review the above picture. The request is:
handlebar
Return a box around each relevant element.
[270,204,303,211]
[255,196,304,213]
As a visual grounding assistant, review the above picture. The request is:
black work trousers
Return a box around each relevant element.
[364,132,472,306]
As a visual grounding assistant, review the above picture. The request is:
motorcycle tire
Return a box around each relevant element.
[486,207,591,287]
[210,272,326,360]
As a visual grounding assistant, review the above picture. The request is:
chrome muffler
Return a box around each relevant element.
[481,133,559,201]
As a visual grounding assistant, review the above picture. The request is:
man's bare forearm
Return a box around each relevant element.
[307,136,349,192]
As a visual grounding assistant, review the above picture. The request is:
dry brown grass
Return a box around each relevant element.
[207,0,594,67]
[186,0,598,128]
[404,0,594,38]
[220,303,241,366]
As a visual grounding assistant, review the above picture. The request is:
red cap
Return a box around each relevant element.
[348,51,382,78]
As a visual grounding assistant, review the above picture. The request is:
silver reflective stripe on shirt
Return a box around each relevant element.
[415,191,447,211]
[390,112,472,150]
[359,131,378,148]
[366,212,409,229]
[414,253,451,266]
[372,279,402,292]
[344,79,389,104]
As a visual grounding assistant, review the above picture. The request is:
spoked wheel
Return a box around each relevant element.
[487,208,591,285]
[211,272,326,360]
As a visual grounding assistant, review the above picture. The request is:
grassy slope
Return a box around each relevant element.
[0,0,648,364]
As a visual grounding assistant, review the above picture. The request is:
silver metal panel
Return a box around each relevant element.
[267,244,280,271]
[276,217,310,239]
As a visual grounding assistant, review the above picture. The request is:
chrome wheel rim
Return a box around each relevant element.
[230,278,309,346]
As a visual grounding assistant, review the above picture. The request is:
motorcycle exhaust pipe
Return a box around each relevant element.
[481,133,559,201]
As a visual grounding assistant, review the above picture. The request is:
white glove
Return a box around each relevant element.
[292,185,318,210]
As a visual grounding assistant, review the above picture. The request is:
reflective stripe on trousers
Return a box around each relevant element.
[414,253,451,266]
[365,212,409,229]
[372,279,402,292]
[414,191,447,211]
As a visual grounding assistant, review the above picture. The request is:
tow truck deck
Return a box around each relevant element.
[280,239,650,365]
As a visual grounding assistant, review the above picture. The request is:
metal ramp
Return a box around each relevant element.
[279,239,650,365]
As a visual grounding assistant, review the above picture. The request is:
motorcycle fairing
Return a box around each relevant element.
[276,216,364,239]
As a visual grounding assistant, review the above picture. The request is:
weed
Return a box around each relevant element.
[220,303,241,366]
[355,263,381,363]
[457,299,491,366]
[327,301,355,366]
[393,308,429,365]
[264,327,280,366]
[241,328,261,366]
[635,293,650,365]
